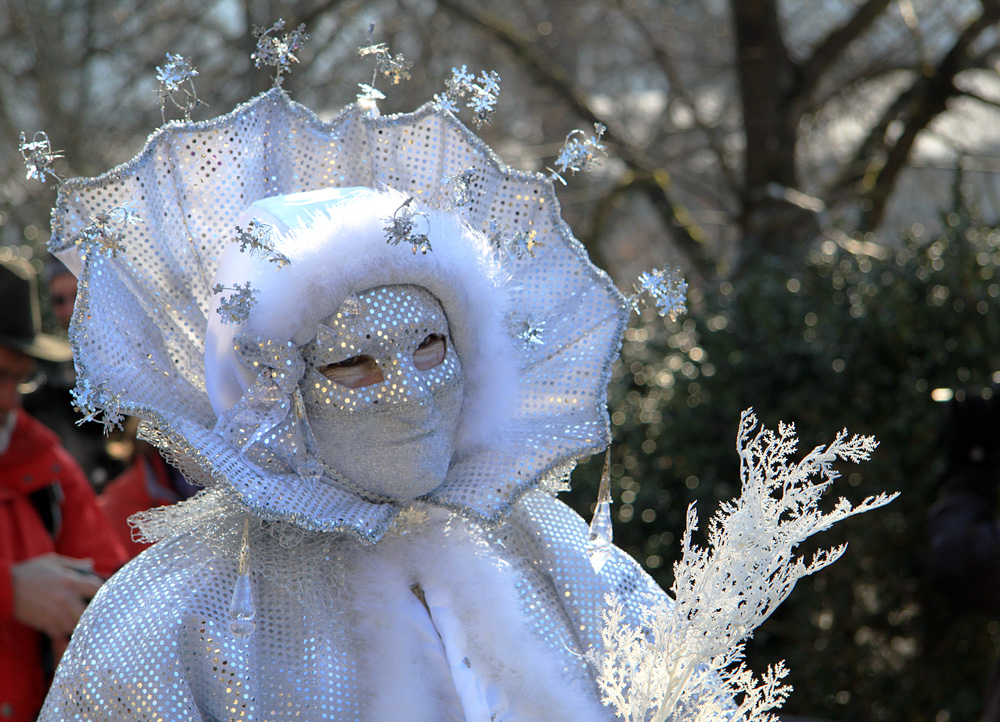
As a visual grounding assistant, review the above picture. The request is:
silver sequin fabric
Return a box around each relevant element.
[40,493,662,722]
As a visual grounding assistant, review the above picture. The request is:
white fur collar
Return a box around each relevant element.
[348,516,611,722]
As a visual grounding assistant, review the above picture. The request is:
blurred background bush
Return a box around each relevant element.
[569,178,1000,720]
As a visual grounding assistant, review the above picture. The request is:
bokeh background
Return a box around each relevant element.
[3,1,1000,720]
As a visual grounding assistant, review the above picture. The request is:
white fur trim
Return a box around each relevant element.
[348,518,611,721]
[205,188,516,453]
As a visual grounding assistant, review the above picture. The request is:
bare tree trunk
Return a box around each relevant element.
[730,0,818,273]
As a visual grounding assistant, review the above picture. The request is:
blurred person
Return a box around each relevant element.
[21,259,124,490]
[46,263,76,331]
[99,423,197,559]
[0,257,126,722]
[928,388,1000,722]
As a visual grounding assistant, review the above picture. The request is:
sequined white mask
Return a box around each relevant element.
[300,284,463,500]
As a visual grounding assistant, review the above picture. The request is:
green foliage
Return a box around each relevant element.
[568,190,1000,721]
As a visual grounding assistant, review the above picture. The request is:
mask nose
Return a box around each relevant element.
[382,354,437,405]
[381,352,453,428]
[394,398,439,429]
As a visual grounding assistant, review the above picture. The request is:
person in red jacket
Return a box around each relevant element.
[0,257,126,722]
[99,434,197,559]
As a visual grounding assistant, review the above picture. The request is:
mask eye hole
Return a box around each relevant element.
[414,333,447,371]
[320,355,384,388]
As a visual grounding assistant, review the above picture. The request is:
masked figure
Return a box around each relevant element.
[38,93,674,722]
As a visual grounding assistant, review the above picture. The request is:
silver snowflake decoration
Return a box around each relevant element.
[489,218,541,260]
[548,123,607,185]
[251,19,308,87]
[516,317,546,347]
[384,197,432,254]
[444,65,476,97]
[70,378,100,425]
[432,90,460,115]
[155,53,205,121]
[77,206,142,258]
[444,168,480,207]
[98,395,126,434]
[19,131,63,183]
[213,281,258,325]
[630,267,688,320]
[358,25,412,86]
[434,65,501,127]
[356,83,386,115]
[469,73,502,126]
[235,219,289,267]
[71,378,125,434]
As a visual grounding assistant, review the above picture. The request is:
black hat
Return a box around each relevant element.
[0,256,72,362]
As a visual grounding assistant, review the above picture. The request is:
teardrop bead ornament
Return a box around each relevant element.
[229,572,256,638]
[586,448,614,573]
[229,516,256,638]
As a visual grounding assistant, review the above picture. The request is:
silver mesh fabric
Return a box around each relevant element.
[50,88,628,540]
[40,493,663,721]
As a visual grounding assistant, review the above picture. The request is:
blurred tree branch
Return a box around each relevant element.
[796,0,895,97]
[614,0,741,202]
[435,0,717,280]
[732,0,1000,270]
[853,3,1000,230]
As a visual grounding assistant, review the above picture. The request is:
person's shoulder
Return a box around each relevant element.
[13,408,60,446]
[0,412,86,490]
[87,533,220,615]
[26,412,92,485]
[10,411,82,472]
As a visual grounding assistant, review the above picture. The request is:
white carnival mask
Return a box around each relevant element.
[299,284,463,500]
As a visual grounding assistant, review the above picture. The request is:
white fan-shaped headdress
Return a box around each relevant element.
[51,89,628,542]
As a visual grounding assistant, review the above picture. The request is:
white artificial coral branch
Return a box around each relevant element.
[592,409,897,722]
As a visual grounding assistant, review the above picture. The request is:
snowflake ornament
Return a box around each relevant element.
[631,267,688,321]
[70,378,100,425]
[444,168,480,208]
[489,218,541,260]
[213,281,258,325]
[19,131,63,183]
[235,219,289,268]
[251,19,308,87]
[155,53,205,121]
[77,206,142,258]
[356,83,386,115]
[71,377,126,434]
[515,317,546,347]
[434,65,502,127]
[432,91,460,115]
[446,65,476,94]
[384,197,432,254]
[355,26,412,115]
[358,25,412,86]
[548,123,607,185]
